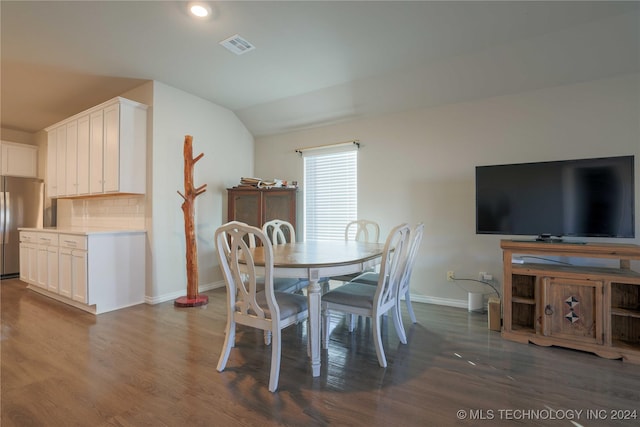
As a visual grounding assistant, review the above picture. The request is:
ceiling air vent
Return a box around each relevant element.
[219,34,255,55]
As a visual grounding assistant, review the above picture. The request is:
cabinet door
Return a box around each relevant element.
[46,246,59,293]
[1,141,37,177]
[65,120,78,196]
[47,130,58,198]
[71,250,88,303]
[543,277,603,345]
[37,245,48,289]
[103,103,120,193]
[89,110,104,194]
[263,190,296,228]
[229,191,261,226]
[55,125,67,197]
[27,243,38,285]
[76,115,90,195]
[59,248,72,298]
[19,243,28,282]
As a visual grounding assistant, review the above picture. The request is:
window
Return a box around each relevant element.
[303,148,357,241]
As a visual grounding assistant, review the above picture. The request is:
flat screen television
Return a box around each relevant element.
[476,155,635,240]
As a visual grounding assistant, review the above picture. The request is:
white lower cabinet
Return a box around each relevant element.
[19,232,37,284]
[36,233,59,291]
[19,229,145,314]
[58,234,88,303]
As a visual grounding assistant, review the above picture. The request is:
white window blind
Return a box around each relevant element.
[304,149,357,241]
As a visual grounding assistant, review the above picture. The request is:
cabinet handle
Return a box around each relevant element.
[544,305,554,315]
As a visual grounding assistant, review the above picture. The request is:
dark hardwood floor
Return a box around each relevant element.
[2,278,639,426]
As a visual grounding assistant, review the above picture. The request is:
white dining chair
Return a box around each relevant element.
[330,219,381,285]
[263,219,330,295]
[351,222,424,342]
[263,219,296,245]
[215,221,308,392]
[321,223,411,368]
[345,219,380,243]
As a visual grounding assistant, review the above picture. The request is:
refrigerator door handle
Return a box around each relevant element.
[0,191,5,244]
[4,192,9,244]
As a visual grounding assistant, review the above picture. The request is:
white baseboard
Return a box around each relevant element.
[404,293,468,309]
[145,280,225,305]
[146,285,469,310]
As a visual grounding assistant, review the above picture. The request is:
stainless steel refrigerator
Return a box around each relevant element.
[1,176,44,279]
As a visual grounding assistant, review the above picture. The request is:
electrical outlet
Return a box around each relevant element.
[447,271,455,281]
[480,272,493,281]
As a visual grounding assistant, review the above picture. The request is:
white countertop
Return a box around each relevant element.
[19,227,146,236]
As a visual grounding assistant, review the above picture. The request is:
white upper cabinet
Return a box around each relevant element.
[46,97,147,198]
[65,120,78,196]
[89,110,104,194]
[76,115,90,196]
[46,133,57,197]
[0,141,38,178]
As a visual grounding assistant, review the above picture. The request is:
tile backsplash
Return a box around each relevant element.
[57,195,146,229]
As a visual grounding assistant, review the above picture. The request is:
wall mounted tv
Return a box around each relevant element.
[476,155,635,240]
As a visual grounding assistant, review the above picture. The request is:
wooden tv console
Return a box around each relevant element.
[501,239,640,364]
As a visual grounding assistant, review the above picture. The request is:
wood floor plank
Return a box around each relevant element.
[2,278,640,426]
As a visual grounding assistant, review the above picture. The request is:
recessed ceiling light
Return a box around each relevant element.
[188,2,211,19]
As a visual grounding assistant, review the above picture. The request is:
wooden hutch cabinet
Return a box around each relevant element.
[227,187,297,239]
[501,239,640,364]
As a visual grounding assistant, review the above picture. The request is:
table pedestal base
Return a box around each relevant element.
[174,295,209,307]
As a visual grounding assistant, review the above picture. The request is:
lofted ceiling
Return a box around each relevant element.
[1,1,639,138]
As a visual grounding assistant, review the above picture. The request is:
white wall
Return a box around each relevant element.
[254,74,640,307]
[149,81,254,301]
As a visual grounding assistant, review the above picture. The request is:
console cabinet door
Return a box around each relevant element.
[542,277,603,345]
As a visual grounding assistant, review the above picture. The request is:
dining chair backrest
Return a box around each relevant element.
[215,221,278,321]
[345,219,380,243]
[374,223,411,312]
[398,222,424,298]
[263,219,296,246]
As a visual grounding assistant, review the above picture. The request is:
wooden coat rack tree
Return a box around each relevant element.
[175,135,208,307]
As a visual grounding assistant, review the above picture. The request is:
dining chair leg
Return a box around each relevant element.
[322,309,330,349]
[269,328,282,392]
[393,302,408,344]
[217,320,235,372]
[347,314,357,332]
[372,314,387,368]
[405,290,417,323]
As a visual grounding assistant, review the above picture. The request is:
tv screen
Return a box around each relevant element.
[476,156,635,239]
